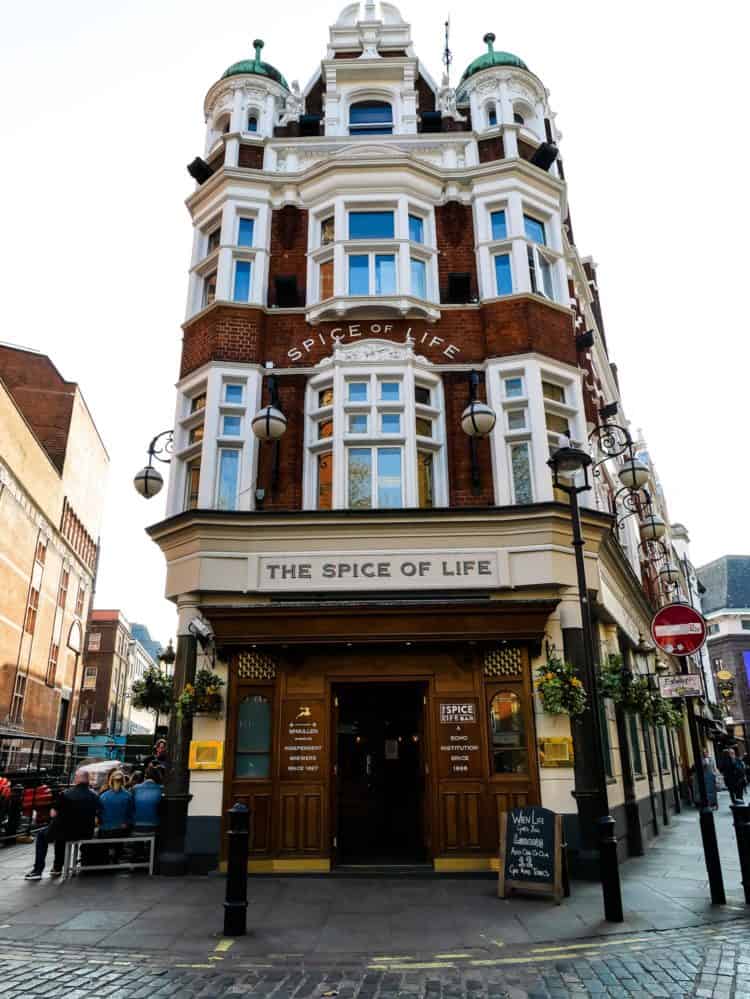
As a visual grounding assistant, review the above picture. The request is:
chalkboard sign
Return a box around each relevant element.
[498,807,562,904]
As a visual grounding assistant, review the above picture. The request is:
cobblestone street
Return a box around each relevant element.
[0,806,747,996]
[1,918,750,998]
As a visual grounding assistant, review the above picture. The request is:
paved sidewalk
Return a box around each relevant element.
[0,800,745,963]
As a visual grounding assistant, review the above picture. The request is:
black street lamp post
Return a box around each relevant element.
[547,444,624,923]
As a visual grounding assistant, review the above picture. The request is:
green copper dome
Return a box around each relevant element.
[460,33,528,84]
[222,39,289,89]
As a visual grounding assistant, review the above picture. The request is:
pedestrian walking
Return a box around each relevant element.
[25,770,101,880]
[719,748,746,804]
[127,770,144,789]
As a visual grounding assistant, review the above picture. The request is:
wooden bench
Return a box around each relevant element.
[62,834,156,879]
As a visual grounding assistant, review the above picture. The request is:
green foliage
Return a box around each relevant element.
[535,655,587,716]
[598,653,682,728]
[131,667,173,715]
[177,668,225,718]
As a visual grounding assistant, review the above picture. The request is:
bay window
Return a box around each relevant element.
[487,359,586,506]
[309,200,438,314]
[305,357,446,510]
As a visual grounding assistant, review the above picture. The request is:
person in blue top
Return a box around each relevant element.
[132,764,163,833]
[97,770,134,864]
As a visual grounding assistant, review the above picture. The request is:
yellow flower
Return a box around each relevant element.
[545,672,555,681]
[571,678,582,687]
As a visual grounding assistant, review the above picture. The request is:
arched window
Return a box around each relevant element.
[306,357,446,510]
[513,111,525,126]
[217,114,231,134]
[487,105,498,128]
[349,100,393,136]
[247,114,258,132]
[489,691,527,773]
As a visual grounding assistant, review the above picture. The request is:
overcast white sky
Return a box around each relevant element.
[2,1,747,645]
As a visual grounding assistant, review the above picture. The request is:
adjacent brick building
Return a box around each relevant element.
[0,344,108,742]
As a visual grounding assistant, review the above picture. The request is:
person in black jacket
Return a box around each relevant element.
[719,748,746,805]
[25,769,102,880]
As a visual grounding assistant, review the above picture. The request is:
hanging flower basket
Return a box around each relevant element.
[131,667,173,715]
[535,656,587,716]
[177,668,225,718]
[598,654,682,727]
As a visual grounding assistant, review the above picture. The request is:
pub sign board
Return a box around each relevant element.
[437,699,482,779]
[498,806,563,904]
[280,701,324,780]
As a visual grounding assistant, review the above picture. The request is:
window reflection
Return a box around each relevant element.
[489,691,527,774]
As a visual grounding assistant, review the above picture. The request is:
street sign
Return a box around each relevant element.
[651,603,707,656]
[658,674,703,698]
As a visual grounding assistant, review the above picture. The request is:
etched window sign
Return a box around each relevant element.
[438,700,481,778]
[498,806,562,903]
[280,701,324,780]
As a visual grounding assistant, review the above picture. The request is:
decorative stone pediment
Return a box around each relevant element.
[319,337,430,367]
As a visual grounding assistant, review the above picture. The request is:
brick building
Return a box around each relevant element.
[0,343,108,742]
[77,611,165,741]
[146,4,702,873]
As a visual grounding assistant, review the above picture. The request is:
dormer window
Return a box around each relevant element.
[218,114,231,134]
[487,105,498,128]
[513,112,525,126]
[247,114,258,132]
[349,101,393,136]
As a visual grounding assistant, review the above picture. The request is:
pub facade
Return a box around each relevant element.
[148,2,690,873]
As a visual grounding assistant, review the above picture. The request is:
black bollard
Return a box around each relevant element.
[598,815,624,923]
[223,802,250,936]
[731,803,750,905]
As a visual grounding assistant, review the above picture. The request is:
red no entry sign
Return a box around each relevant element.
[650,603,707,656]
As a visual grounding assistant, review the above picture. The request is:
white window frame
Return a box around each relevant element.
[486,355,587,506]
[166,365,262,517]
[303,349,447,511]
[306,196,438,309]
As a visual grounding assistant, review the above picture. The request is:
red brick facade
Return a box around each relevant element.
[0,345,77,473]
[181,297,575,378]
[179,296,576,511]
[267,206,309,307]
[434,202,478,302]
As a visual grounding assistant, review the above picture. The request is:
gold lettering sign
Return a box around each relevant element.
[280,701,325,781]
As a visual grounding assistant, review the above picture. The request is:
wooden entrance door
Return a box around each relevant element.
[334,682,427,863]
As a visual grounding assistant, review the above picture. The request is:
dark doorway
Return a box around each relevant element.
[335,683,426,864]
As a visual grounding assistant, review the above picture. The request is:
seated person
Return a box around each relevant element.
[132,765,163,834]
[25,769,101,880]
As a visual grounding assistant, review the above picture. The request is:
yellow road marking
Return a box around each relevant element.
[435,953,472,959]
[531,937,651,954]
[175,963,213,969]
[371,956,414,961]
[209,956,223,962]
[470,955,569,967]
[368,962,456,970]
[214,939,235,953]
